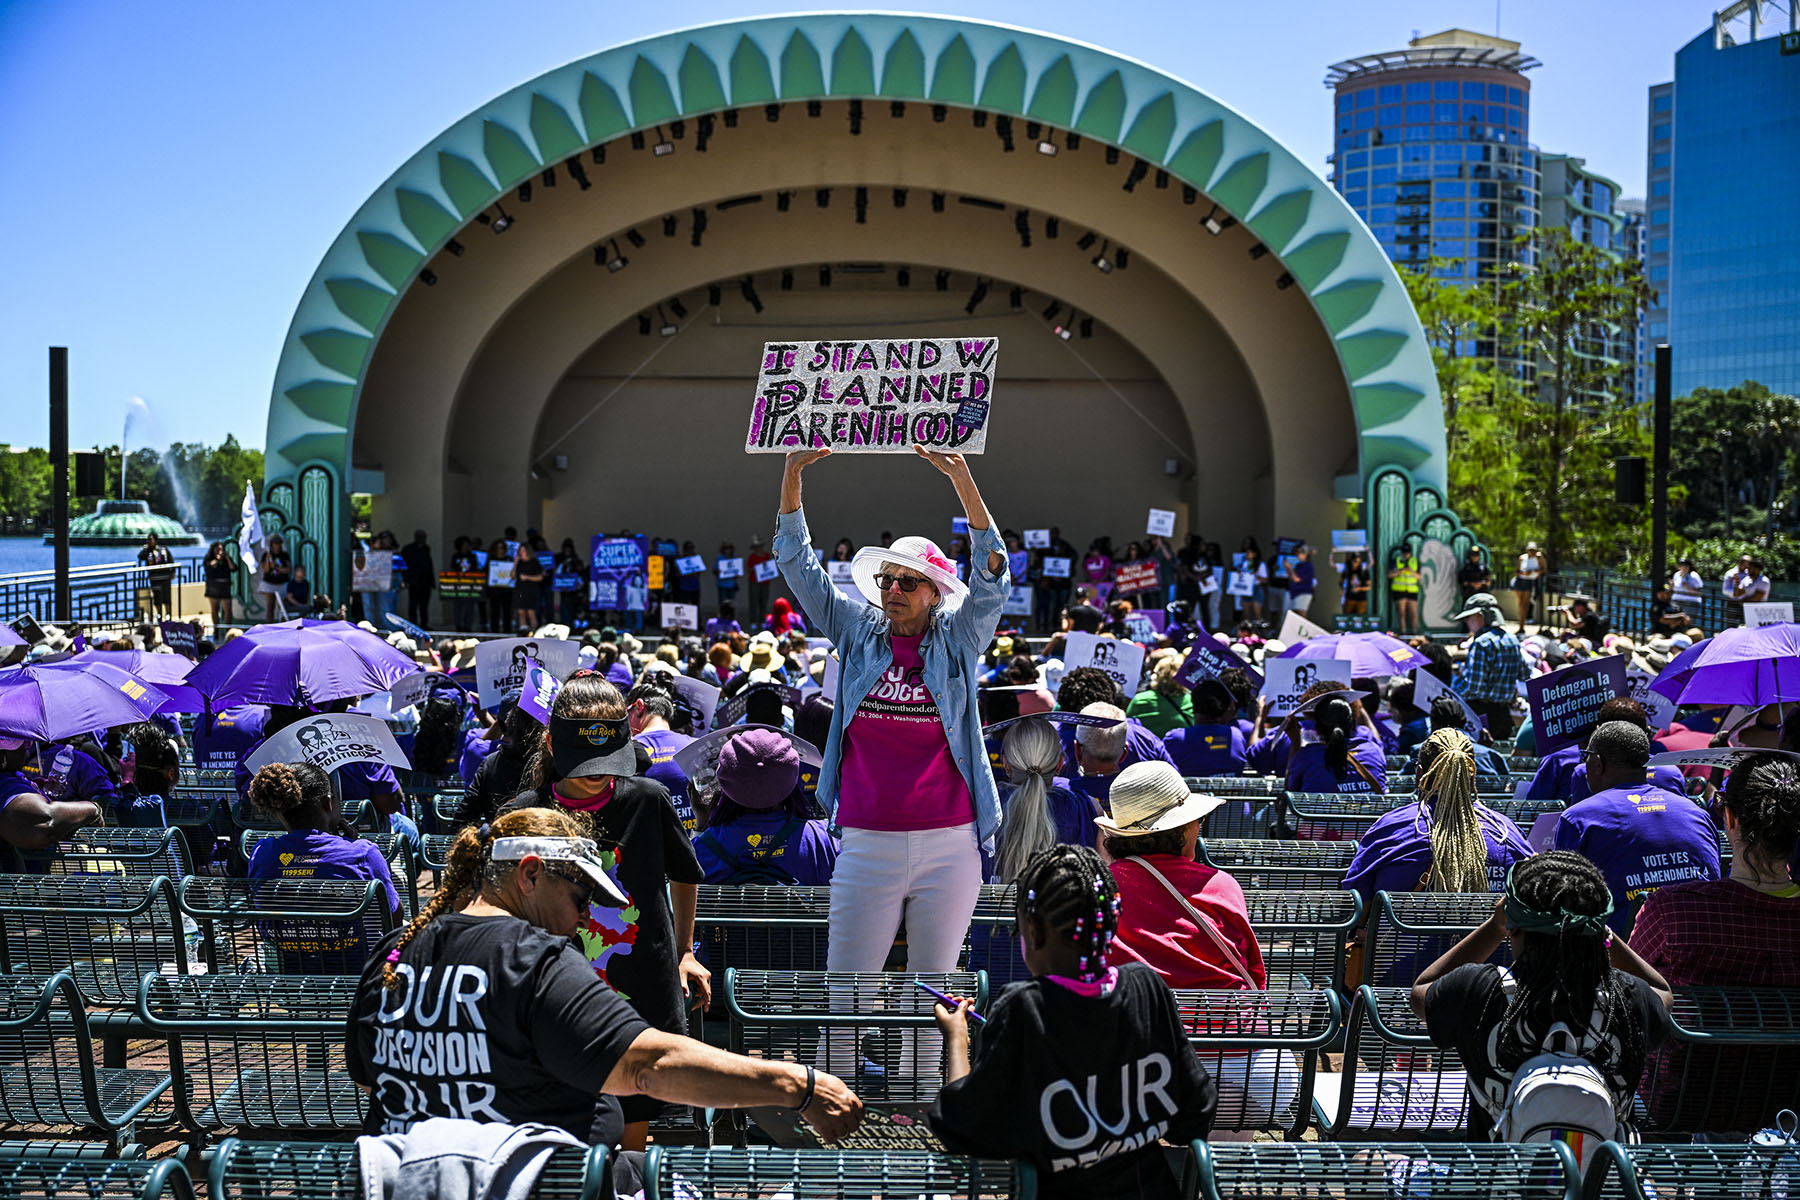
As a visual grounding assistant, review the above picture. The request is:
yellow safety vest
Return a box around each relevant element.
[1391,556,1419,594]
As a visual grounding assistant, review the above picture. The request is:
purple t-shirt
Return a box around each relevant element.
[193,705,270,771]
[20,744,117,806]
[691,810,839,886]
[1553,783,1722,933]
[457,729,492,784]
[0,771,40,815]
[1285,734,1388,795]
[246,828,402,915]
[1529,742,1687,802]
[1162,723,1248,777]
[1342,800,1534,906]
[635,728,696,834]
[605,661,635,690]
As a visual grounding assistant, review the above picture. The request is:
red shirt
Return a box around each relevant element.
[1107,854,1266,990]
[1631,877,1800,987]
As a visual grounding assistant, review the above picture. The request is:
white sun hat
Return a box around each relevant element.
[849,536,969,607]
[1093,761,1225,836]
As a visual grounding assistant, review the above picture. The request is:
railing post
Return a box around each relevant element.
[49,347,70,623]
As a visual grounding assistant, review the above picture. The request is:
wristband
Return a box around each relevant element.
[794,1065,816,1113]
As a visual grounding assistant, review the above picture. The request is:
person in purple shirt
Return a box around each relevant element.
[1528,698,1681,802]
[1285,693,1388,796]
[703,603,743,648]
[192,704,269,772]
[1163,680,1249,777]
[628,679,697,834]
[0,736,103,853]
[690,729,837,886]
[18,740,118,809]
[1553,721,1721,934]
[234,703,417,850]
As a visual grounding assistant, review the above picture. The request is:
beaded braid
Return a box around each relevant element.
[1016,844,1122,982]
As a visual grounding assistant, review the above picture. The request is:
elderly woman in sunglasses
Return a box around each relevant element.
[775,445,1010,972]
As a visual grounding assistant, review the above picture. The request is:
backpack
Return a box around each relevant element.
[695,818,804,886]
[1493,974,1618,1170]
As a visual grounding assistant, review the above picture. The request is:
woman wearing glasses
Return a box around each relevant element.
[774,445,1010,972]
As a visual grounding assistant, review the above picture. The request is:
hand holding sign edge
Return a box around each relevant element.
[780,448,832,515]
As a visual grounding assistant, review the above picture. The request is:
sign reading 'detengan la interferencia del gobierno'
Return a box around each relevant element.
[744,337,998,453]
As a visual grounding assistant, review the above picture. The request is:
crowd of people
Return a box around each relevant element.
[7,448,1797,1194]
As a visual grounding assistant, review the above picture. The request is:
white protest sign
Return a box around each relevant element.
[1745,601,1794,628]
[245,713,411,775]
[1260,657,1353,717]
[1024,529,1050,549]
[1624,662,1679,732]
[744,336,999,454]
[671,675,720,733]
[1527,811,1560,854]
[386,670,433,714]
[1146,508,1176,538]
[753,559,780,583]
[1226,571,1256,597]
[486,561,515,588]
[1278,610,1330,644]
[1413,667,1485,739]
[1199,574,1219,596]
[1002,586,1033,616]
[676,555,706,576]
[1042,557,1071,579]
[825,561,859,598]
[717,558,745,579]
[474,636,580,710]
[660,603,699,630]
[1061,632,1147,697]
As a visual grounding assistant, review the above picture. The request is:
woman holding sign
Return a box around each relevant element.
[774,445,1009,972]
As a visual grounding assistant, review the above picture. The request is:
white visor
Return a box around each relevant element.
[490,836,629,907]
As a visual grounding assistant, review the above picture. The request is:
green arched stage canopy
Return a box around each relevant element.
[262,13,1462,624]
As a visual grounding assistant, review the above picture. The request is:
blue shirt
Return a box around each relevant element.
[636,728,696,834]
[774,507,1009,846]
[1057,718,1176,774]
[690,810,839,886]
[19,744,117,806]
[1162,723,1248,777]
[1553,783,1722,933]
[195,705,269,772]
[245,827,402,916]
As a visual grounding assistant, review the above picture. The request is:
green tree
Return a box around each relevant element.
[1499,228,1655,568]
[1669,381,1800,542]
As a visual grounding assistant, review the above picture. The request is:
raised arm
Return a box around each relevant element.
[913,447,1010,652]
[773,450,865,643]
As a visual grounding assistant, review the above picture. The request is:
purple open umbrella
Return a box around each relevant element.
[187,619,421,707]
[68,649,205,714]
[0,660,172,740]
[1276,632,1431,677]
[1649,622,1800,706]
[0,625,24,648]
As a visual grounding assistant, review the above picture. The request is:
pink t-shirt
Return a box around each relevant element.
[836,633,973,831]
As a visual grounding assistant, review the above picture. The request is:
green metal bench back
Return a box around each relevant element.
[1581,1142,1799,1200]
[1170,987,1342,1137]
[137,974,363,1137]
[207,1138,608,1200]
[0,873,187,1006]
[1191,1142,1578,1200]
[23,827,191,882]
[645,1147,1028,1200]
[236,829,416,919]
[1367,891,1511,992]
[1198,838,1356,890]
[1319,985,1471,1139]
[0,1155,195,1200]
[694,885,833,979]
[1243,890,1362,990]
[0,970,172,1150]
[1638,987,1800,1135]
[178,877,397,976]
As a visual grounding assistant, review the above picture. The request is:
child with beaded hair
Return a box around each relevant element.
[928,844,1216,1200]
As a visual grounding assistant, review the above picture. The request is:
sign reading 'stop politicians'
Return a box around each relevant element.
[744,337,999,454]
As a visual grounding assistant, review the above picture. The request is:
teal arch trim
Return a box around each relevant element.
[266,13,1445,502]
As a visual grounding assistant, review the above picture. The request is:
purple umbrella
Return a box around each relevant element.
[0,660,172,740]
[187,619,421,707]
[1649,623,1800,706]
[1276,632,1431,677]
[0,625,24,648]
[68,649,205,714]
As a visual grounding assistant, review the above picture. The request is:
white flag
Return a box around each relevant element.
[238,481,265,568]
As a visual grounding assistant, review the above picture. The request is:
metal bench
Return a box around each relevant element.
[1582,1141,1795,1200]
[0,874,188,1007]
[644,1147,1027,1200]
[0,971,172,1156]
[23,827,191,882]
[1172,987,1342,1137]
[177,877,398,975]
[1198,837,1356,891]
[1288,793,1560,841]
[420,833,455,872]
[206,1137,609,1200]
[1185,776,1282,840]
[694,885,833,982]
[236,829,417,920]
[1190,1142,1579,1200]
[1364,891,1509,991]
[137,973,364,1139]
[0,1155,195,1200]
[1637,987,1800,1136]
[1315,985,1472,1139]
[1244,890,1361,990]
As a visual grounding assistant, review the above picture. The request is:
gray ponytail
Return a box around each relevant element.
[996,717,1065,882]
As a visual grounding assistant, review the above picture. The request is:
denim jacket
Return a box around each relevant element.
[773,507,1009,847]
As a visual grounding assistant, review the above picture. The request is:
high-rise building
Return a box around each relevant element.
[1538,154,1637,406]
[1617,196,1651,405]
[1326,29,1541,287]
[1650,5,1800,398]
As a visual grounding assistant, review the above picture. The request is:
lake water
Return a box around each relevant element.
[0,536,209,578]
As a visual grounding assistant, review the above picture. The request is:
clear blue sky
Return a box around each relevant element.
[0,0,1706,451]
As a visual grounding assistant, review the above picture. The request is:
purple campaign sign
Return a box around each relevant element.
[519,664,561,724]
[1176,640,1261,692]
[588,534,649,613]
[1527,655,1629,754]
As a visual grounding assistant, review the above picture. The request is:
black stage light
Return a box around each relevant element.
[935,269,950,292]
[1105,146,1119,165]
[765,103,780,122]
[1042,301,1061,320]
[849,99,863,136]
[932,104,946,122]
[1009,286,1022,309]
[419,268,437,286]
[445,239,464,256]
[780,269,794,291]
[807,100,821,118]
[1122,159,1148,192]
[658,305,678,337]
[707,283,722,306]
[541,167,556,188]
[723,109,739,128]
[631,131,645,150]
[1115,247,1130,270]
[625,229,646,248]
[517,180,533,203]
[1248,243,1269,260]
[996,115,1014,151]
[931,191,945,213]
[565,158,591,190]
[637,313,652,335]
[964,279,989,314]
[777,190,792,212]
[893,188,907,208]
[855,186,868,224]
[488,206,513,232]
[690,208,707,247]
[897,267,911,287]
[1014,210,1031,247]
[663,215,678,237]
[819,265,832,287]
[695,114,714,152]
[668,298,688,318]
[740,276,763,313]
[1045,216,1059,239]
[1077,231,1098,251]
[816,187,832,208]
[1276,272,1295,290]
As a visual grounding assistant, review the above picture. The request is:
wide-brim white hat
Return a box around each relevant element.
[1093,761,1226,836]
[850,537,968,607]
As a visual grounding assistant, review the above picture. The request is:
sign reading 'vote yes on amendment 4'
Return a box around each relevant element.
[744,337,999,453]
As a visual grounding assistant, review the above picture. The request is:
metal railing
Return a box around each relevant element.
[1545,569,1739,638]
[0,558,206,625]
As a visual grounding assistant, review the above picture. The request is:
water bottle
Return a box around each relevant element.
[1742,1110,1799,1200]
[1387,1158,1451,1200]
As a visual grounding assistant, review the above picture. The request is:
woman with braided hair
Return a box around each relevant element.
[1410,850,1673,1145]
[928,843,1216,1200]
[346,807,862,1157]
[1633,750,1800,986]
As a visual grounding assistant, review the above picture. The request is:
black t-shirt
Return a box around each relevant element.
[501,777,705,1037]
[455,744,528,827]
[1424,962,1671,1141]
[346,912,648,1142]
[929,964,1216,1200]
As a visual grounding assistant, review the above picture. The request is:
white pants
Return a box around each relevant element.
[827,824,983,973]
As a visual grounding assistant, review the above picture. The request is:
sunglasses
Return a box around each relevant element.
[875,573,931,594]
[545,865,597,907]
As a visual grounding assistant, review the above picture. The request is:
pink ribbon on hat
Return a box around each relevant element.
[919,548,953,573]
